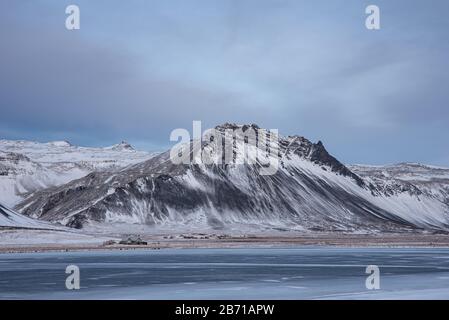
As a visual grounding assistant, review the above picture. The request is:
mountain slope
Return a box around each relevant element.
[0,139,154,206]
[15,124,449,232]
[0,203,62,230]
[350,163,449,210]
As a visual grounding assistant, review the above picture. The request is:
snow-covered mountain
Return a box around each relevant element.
[349,163,449,210]
[0,203,62,230]
[14,124,449,232]
[0,139,154,206]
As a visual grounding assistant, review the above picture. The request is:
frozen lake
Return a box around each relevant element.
[1,247,449,299]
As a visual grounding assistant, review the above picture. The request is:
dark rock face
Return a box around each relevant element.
[0,152,31,176]
[308,141,365,186]
[15,124,449,232]
[0,152,30,163]
[0,204,11,218]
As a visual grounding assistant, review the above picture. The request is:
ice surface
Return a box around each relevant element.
[1,247,449,300]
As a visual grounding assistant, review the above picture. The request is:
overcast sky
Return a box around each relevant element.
[1,0,448,165]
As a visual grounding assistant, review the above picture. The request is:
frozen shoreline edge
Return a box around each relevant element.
[3,236,449,254]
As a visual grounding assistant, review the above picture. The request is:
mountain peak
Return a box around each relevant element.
[109,141,134,151]
[215,123,261,132]
[46,140,72,147]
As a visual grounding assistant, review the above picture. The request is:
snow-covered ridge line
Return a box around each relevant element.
[0,139,156,206]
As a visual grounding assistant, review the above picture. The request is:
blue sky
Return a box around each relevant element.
[1,0,449,165]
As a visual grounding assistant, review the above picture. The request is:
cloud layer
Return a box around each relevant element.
[1,0,448,165]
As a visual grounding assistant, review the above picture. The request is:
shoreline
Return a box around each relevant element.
[3,233,449,254]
